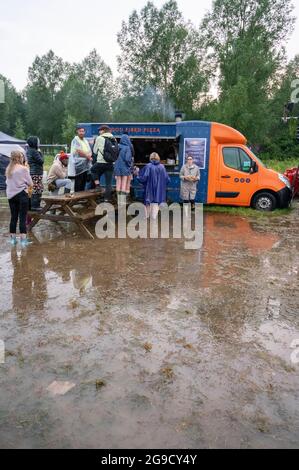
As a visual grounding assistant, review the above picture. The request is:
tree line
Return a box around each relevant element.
[1,0,299,159]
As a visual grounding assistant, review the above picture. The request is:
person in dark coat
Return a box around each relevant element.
[114,134,133,206]
[138,153,170,219]
[125,133,135,198]
[26,136,44,211]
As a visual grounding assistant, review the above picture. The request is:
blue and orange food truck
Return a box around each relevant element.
[79,120,292,211]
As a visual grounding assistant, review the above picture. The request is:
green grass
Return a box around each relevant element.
[262,158,298,173]
[203,205,293,217]
[44,155,55,172]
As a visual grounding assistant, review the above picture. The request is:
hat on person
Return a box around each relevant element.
[59,151,69,162]
[98,125,111,132]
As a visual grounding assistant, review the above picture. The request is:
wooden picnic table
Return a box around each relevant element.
[27,191,102,239]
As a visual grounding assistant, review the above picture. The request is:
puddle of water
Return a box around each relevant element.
[0,203,298,448]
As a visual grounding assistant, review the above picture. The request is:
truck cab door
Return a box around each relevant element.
[218,146,258,205]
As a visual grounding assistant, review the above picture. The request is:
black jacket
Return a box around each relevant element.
[26,137,44,176]
[27,148,44,176]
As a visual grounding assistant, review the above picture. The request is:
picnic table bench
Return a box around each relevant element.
[27,191,102,239]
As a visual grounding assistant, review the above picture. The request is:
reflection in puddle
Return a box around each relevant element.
[0,205,298,448]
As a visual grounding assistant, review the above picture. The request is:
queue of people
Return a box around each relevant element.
[68,125,135,205]
[5,125,200,244]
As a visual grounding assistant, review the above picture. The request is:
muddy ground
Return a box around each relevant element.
[0,202,298,449]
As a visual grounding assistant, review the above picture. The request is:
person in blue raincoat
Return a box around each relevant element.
[114,134,133,205]
[138,153,170,219]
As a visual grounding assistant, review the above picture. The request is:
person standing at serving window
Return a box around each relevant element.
[180,155,200,210]
[138,153,170,219]
[114,134,133,206]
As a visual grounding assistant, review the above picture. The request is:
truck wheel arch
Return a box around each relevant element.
[250,189,279,210]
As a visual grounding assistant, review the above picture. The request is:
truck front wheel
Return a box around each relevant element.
[252,192,277,211]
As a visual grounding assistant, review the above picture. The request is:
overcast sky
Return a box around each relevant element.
[0,0,299,91]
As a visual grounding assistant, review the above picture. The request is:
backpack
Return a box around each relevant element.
[103,137,119,163]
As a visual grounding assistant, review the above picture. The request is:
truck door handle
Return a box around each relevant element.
[221,175,231,179]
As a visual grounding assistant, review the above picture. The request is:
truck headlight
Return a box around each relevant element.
[278,174,291,189]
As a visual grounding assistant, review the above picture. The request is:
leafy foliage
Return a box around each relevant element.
[117,0,209,118]
[0,0,298,162]
[200,0,296,143]
[0,75,25,135]
[62,50,113,123]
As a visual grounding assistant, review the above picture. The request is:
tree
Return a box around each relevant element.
[264,55,299,158]
[117,0,209,118]
[200,0,296,143]
[62,114,77,145]
[63,50,113,125]
[25,50,70,142]
[28,50,68,94]
[14,116,26,140]
[0,74,25,135]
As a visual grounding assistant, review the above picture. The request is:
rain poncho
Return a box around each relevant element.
[69,136,92,177]
[114,134,133,177]
[138,160,170,205]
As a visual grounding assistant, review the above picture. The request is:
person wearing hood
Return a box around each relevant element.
[114,134,133,206]
[26,136,44,211]
[138,153,170,219]
[91,125,118,202]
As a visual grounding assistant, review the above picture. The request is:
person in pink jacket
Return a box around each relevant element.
[6,151,33,247]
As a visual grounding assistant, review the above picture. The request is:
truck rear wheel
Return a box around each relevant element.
[252,192,277,211]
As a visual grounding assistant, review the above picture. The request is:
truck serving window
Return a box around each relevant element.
[223,148,252,173]
[131,138,178,167]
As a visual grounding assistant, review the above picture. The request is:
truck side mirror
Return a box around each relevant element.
[250,161,258,174]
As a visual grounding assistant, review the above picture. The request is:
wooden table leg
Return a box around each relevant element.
[88,198,99,209]
[77,221,95,240]
[27,202,53,231]
[64,204,95,240]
